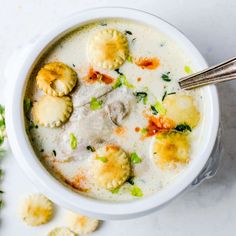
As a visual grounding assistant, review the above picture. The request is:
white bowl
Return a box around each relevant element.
[5,7,219,220]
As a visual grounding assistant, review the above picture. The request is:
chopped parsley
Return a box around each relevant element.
[141,128,147,134]
[70,133,77,150]
[150,105,158,115]
[162,91,167,101]
[0,105,6,207]
[175,123,192,132]
[150,101,166,116]
[100,22,107,26]
[24,98,32,114]
[125,30,132,35]
[161,72,171,82]
[130,152,142,164]
[167,92,176,95]
[111,187,120,194]
[0,200,3,208]
[96,156,108,163]
[184,66,192,74]
[127,55,133,63]
[86,145,95,152]
[0,106,4,115]
[126,176,135,185]
[72,63,76,67]
[0,105,5,145]
[131,185,143,197]
[90,97,103,110]
[112,75,135,89]
[132,38,136,43]
[114,68,123,75]
[134,92,148,104]
[52,150,57,156]
[28,121,37,131]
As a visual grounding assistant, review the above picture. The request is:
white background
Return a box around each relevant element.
[1,0,236,235]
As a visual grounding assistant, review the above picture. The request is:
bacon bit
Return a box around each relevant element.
[114,126,126,136]
[84,67,114,84]
[145,115,175,137]
[135,127,140,132]
[106,145,120,151]
[135,57,160,70]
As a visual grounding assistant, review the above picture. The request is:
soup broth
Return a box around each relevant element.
[24,19,204,202]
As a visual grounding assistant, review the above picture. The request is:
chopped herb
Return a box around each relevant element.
[52,150,57,156]
[112,75,135,89]
[141,128,147,134]
[161,72,171,82]
[127,55,133,63]
[114,68,123,75]
[90,97,103,110]
[24,98,32,114]
[0,137,4,146]
[175,123,192,132]
[86,145,95,152]
[100,22,107,26]
[111,187,120,194]
[150,105,158,115]
[162,91,167,101]
[0,105,6,206]
[130,152,142,164]
[0,119,4,127]
[0,200,4,208]
[40,149,44,153]
[125,30,132,35]
[131,185,143,197]
[28,121,37,131]
[96,156,108,163]
[70,133,77,150]
[0,169,3,177]
[167,92,176,95]
[0,105,4,115]
[72,63,75,67]
[112,76,124,89]
[160,42,165,47]
[0,121,4,129]
[184,66,192,74]
[132,38,136,43]
[126,176,135,185]
[151,101,166,115]
[134,92,148,104]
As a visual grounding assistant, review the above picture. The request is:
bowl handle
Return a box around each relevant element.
[191,124,223,187]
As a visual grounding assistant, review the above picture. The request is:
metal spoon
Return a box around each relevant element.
[179,57,236,90]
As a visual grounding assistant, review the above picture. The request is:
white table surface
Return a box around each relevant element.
[1,0,236,235]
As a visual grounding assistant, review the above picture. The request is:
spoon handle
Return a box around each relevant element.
[179,57,236,90]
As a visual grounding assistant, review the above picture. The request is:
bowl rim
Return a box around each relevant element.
[5,7,219,220]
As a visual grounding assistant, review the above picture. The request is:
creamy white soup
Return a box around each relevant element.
[24,19,204,202]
